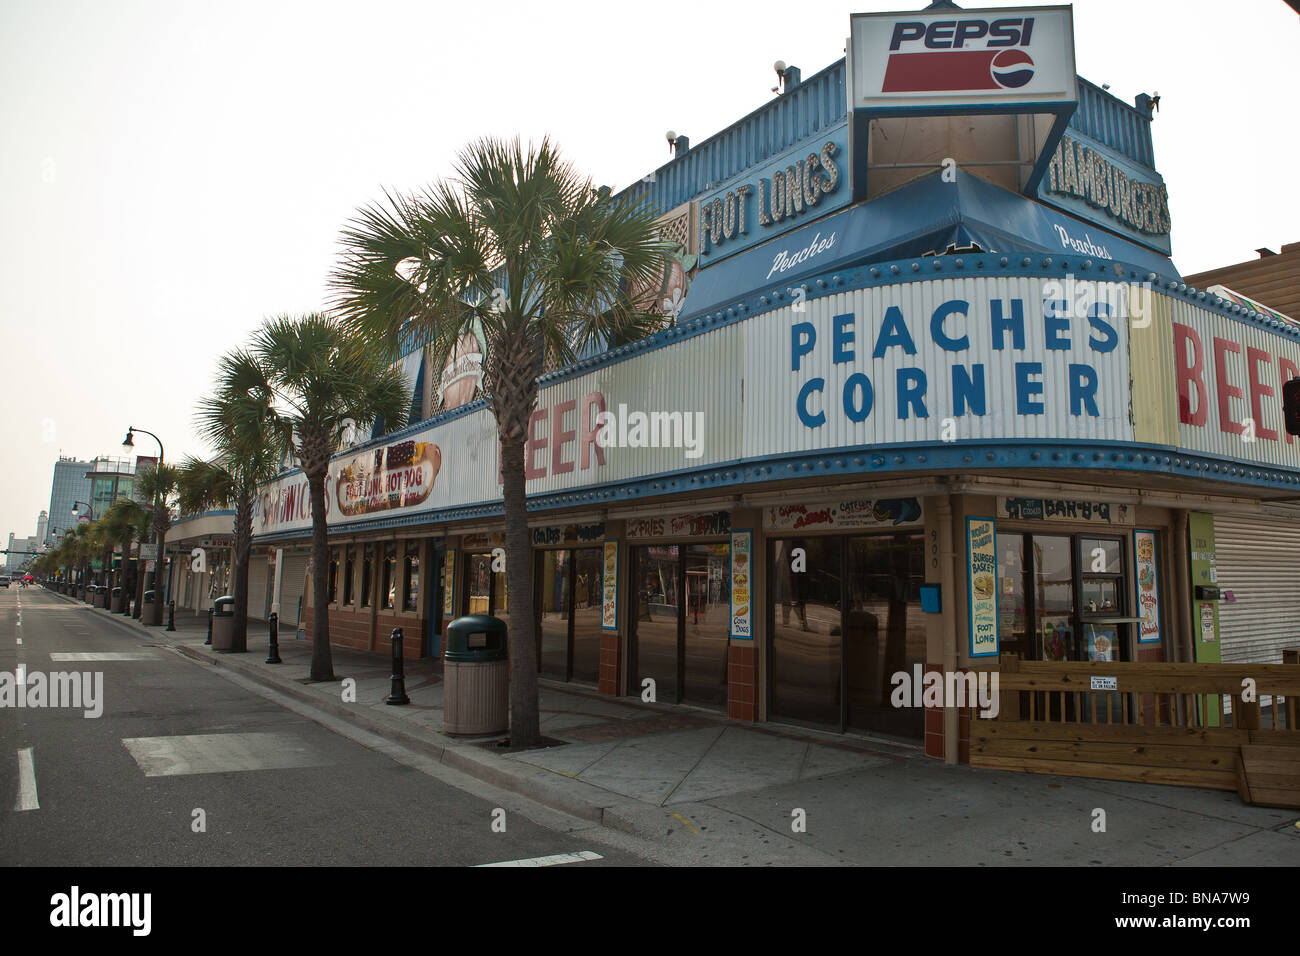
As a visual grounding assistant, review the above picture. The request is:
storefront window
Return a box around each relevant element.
[995,532,1129,665]
[343,545,355,606]
[403,541,420,611]
[572,548,602,685]
[1033,535,1074,661]
[632,545,680,704]
[328,549,339,604]
[463,552,508,616]
[361,545,373,608]
[382,542,397,609]
[537,549,571,678]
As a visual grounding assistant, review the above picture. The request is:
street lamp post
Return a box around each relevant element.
[124,426,166,626]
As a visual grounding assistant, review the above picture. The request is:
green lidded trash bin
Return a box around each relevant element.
[211,596,235,651]
[443,615,509,737]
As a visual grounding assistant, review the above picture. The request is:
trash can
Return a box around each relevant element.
[110,586,123,613]
[94,585,108,608]
[443,615,509,737]
[211,596,236,651]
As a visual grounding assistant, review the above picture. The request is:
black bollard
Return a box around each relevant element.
[166,600,175,632]
[205,607,213,646]
[385,627,410,705]
[266,612,281,664]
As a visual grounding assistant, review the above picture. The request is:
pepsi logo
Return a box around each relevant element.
[990,49,1034,89]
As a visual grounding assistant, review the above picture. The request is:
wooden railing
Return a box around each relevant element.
[969,655,1300,796]
[990,656,1300,732]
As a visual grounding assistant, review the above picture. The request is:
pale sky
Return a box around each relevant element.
[2,0,1297,545]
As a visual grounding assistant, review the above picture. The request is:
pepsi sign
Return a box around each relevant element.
[850,5,1077,110]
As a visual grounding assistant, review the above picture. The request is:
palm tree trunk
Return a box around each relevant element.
[307,470,334,681]
[501,435,540,747]
[151,514,167,626]
[230,489,253,653]
[133,541,145,618]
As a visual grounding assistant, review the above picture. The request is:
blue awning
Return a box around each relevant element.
[678,169,1181,322]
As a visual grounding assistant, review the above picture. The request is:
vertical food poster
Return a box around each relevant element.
[1133,530,1161,643]
[443,548,455,616]
[967,517,998,657]
[730,530,752,639]
[601,541,618,630]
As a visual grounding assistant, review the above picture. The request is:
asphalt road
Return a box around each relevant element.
[0,586,651,867]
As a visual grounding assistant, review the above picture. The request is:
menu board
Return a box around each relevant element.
[967,517,999,658]
[443,549,456,616]
[601,541,618,630]
[1133,530,1161,644]
[730,530,753,639]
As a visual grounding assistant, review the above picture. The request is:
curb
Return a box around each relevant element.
[66,595,642,834]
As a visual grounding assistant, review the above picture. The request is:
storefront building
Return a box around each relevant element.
[251,3,1300,762]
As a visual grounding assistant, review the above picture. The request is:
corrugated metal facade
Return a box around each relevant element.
[1171,298,1300,471]
[742,276,1134,458]
[1214,514,1300,665]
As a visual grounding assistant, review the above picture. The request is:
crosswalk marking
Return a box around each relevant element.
[50,652,159,661]
[474,851,603,867]
[122,733,327,777]
[16,748,39,811]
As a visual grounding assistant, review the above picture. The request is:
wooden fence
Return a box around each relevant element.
[969,655,1300,807]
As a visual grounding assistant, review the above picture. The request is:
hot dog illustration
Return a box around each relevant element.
[336,440,441,517]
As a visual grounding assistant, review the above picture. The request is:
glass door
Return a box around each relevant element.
[683,543,729,707]
[769,537,842,726]
[630,545,680,703]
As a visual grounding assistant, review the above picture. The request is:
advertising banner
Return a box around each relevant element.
[1133,529,1161,644]
[601,541,618,630]
[967,517,999,657]
[729,531,752,639]
[443,549,455,617]
[764,497,922,532]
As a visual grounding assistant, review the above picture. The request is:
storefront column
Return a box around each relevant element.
[924,494,961,763]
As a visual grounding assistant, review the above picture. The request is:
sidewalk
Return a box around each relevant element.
[110,604,913,824]
[67,593,1300,865]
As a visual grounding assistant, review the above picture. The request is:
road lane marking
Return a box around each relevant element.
[121,733,328,777]
[16,664,25,686]
[474,851,603,867]
[16,748,39,811]
[50,652,159,661]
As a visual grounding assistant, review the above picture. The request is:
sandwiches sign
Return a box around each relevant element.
[850,5,1077,110]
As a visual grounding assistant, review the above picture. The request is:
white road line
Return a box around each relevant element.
[16,664,25,686]
[50,652,158,661]
[16,748,39,811]
[474,851,603,868]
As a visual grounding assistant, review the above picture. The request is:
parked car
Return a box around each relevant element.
[0,576,10,588]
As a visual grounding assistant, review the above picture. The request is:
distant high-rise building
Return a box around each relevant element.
[43,455,93,546]
[35,511,48,547]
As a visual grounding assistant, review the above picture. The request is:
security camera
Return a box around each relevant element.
[774,60,787,75]
[666,130,678,144]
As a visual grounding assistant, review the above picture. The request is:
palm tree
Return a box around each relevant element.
[331,137,670,746]
[103,497,147,612]
[237,314,409,680]
[135,462,181,625]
